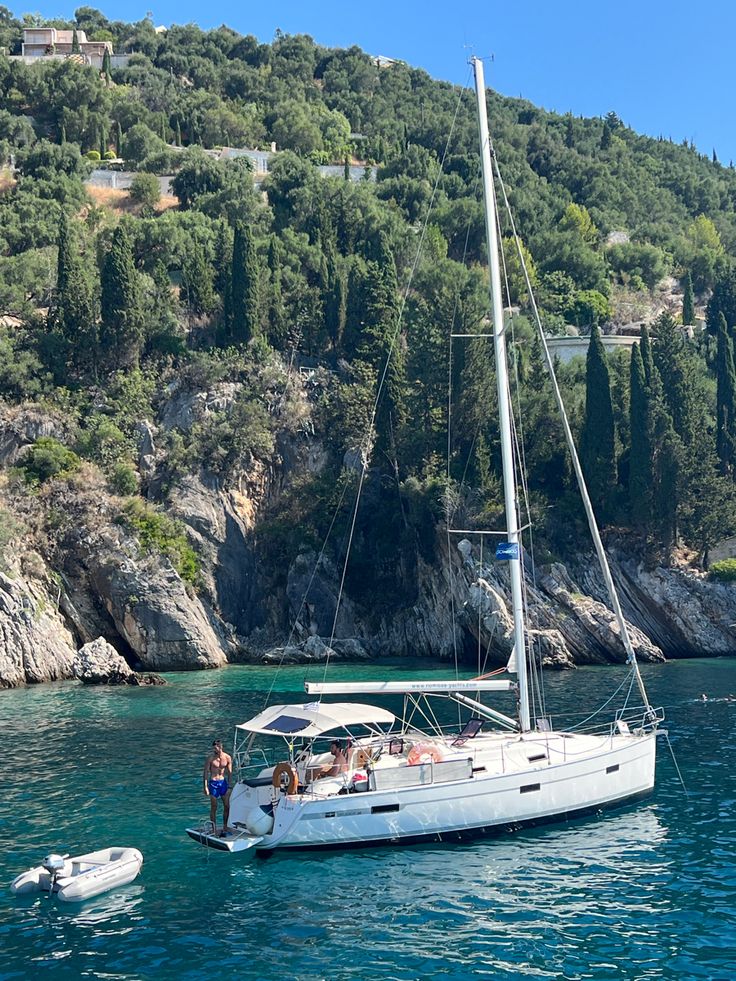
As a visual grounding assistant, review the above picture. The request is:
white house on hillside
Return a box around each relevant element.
[18,28,129,69]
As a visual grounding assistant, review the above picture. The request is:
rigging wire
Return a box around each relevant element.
[492,155,654,717]
[320,68,474,692]
[491,172,547,721]
[446,174,482,693]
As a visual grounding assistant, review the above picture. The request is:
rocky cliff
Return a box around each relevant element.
[2,386,736,689]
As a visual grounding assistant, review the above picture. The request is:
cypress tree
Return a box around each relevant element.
[564,114,574,149]
[580,324,616,520]
[652,312,696,446]
[266,236,286,347]
[51,216,97,370]
[600,120,612,150]
[640,324,654,387]
[653,411,681,560]
[707,268,736,335]
[71,29,80,53]
[102,46,111,78]
[60,122,66,144]
[230,223,260,343]
[100,223,143,369]
[325,263,347,349]
[629,343,653,529]
[682,271,695,326]
[359,235,407,463]
[213,223,233,342]
[181,243,215,317]
[115,121,123,158]
[175,119,182,148]
[716,312,736,477]
[99,125,106,159]
[344,155,350,180]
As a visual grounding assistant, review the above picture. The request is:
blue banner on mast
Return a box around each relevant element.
[495,542,519,561]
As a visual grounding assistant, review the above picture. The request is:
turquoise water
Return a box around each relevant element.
[1,658,735,980]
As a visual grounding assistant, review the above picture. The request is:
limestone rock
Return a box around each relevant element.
[0,570,77,688]
[74,636,166,685]
[74,636,134,683]
[89,551,226,671]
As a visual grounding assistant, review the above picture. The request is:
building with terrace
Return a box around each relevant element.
[19,27,129,69]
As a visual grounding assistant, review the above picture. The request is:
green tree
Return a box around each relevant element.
[629,342,653,529]
[129,172,160,210]
[49,214,96,373]
[100,223,143,369]
[640,324,654,387]
[71,28,80,53]
[707,268,736,333]
[682,271,695,326]
[684,215,726,292]
[181,242,216,317]
[564,113,574,149]
[653,410,681,559]
[600,119,612,150]
[652,312,697,446]
[716,312,736,477]
[266,235,287,347]
[102,46,111,78]
[230,223,260,343]
[559,203,598,246]
[580,324,616,520]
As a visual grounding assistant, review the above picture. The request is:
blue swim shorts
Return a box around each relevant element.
[208,778,228,798]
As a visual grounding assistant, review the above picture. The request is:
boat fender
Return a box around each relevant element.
[245,806,274,836]
[272,762,298,794]
[407,743,445,766]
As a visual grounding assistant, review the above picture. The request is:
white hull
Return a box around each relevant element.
[224,731,656,852]
[10,847,143,901]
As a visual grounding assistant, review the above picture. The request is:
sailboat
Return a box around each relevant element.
[186,57,662,854]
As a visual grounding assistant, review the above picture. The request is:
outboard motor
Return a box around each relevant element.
[42,854,66,895]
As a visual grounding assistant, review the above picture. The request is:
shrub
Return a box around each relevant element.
[709,559,736,583]
[103,150,117,160]
[76,414,131,467]
[129,172,161,209]
[21,437,81,484]
[110,462,138,496]
[118,498,198,584]
[86,150,101,161]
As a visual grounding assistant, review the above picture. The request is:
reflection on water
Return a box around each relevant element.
[0,660,735,980]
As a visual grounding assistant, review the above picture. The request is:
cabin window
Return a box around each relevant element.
[527,753,547,763]
[520,783,541,794]
[606,764,620,774]
[371,803,400,814]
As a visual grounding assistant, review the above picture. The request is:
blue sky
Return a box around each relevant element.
[26,0,736,164]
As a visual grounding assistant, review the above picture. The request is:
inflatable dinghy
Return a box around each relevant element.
[10,847,143,902]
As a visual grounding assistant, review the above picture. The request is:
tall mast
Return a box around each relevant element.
[472,56,531,732]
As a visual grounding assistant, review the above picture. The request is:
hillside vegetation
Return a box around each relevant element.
[1,6,736,623]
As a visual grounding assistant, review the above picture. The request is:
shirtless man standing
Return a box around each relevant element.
[203,739,232,835]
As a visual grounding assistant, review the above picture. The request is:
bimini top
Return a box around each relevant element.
[237,702,396,738]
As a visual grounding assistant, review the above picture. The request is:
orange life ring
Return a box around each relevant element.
[407,743,445,766]
[272,761,298,794]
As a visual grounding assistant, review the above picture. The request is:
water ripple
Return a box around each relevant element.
[1,660,735,979]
